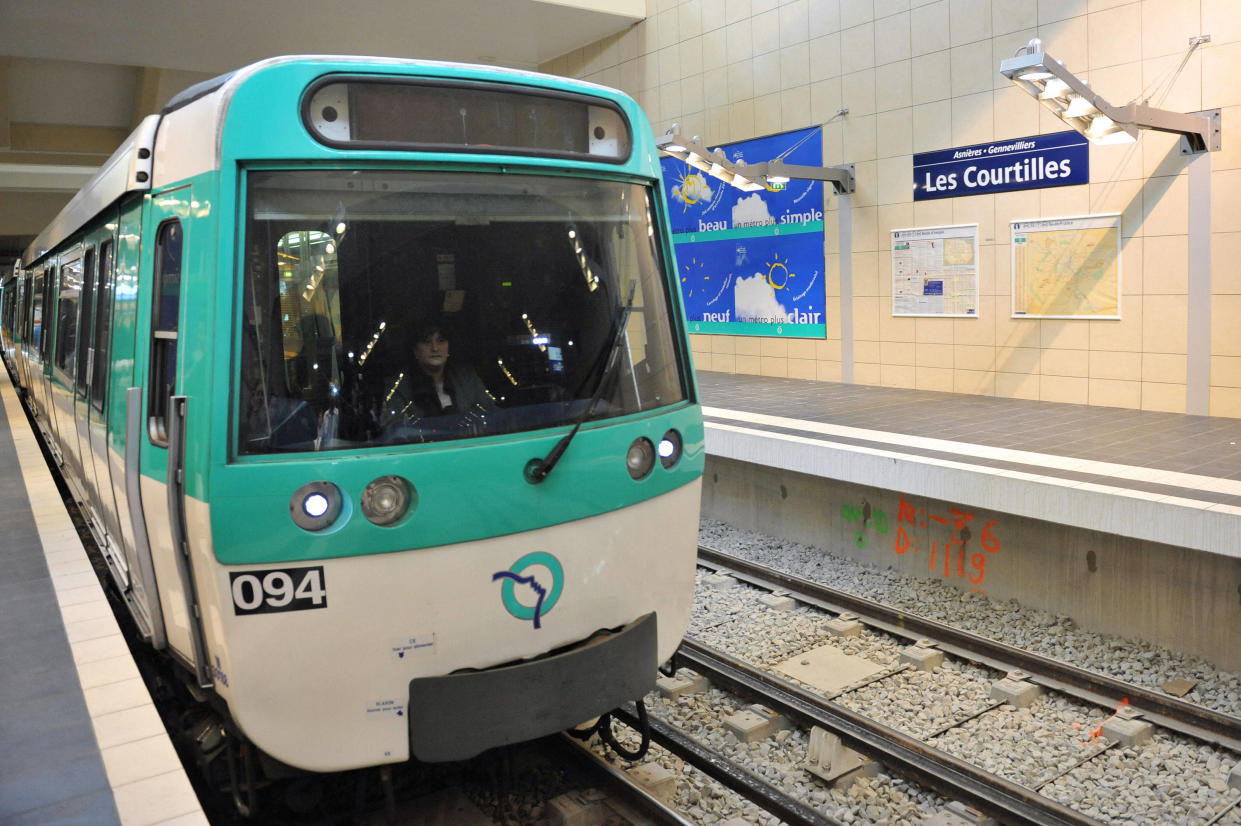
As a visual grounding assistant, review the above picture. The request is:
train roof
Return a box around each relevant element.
[21,55,637,269]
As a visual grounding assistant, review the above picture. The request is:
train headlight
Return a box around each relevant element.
[658,430,683,469]
[626,437,655,480]
[291,481,343,531]
[361,475,414,526]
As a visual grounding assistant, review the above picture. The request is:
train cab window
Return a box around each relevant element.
[148,221,183,444]
[76,248,95,397]
[91,241,114,412]
[55,257,83,379]
[239,169,688,454]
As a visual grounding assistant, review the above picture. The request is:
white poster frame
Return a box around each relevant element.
[890,223,980,318]
[1009,212,1122,320]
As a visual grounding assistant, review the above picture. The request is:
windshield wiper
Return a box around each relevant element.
[525,280,637,484]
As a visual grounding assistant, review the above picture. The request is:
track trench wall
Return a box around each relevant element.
[702,456,1241,673]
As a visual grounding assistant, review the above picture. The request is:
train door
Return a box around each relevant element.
[52,250,86,485]
[139,189,207,678]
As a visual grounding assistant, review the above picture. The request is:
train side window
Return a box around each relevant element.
[41,267,55,363]
[76,247,95,396]
[55,257,83,379]
[148,220,182,444]
[91,241,114,412]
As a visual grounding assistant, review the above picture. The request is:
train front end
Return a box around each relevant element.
[188,58,702,771]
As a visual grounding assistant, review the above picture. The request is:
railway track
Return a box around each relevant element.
[698,543,1241,754]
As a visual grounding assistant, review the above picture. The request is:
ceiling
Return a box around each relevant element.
[0,0,644,263]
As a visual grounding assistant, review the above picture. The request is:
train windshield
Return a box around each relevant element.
[238,169,687,454]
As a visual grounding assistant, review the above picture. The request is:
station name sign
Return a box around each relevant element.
[913,131,1088,201]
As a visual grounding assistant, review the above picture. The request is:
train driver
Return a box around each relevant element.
[380,317,494,436]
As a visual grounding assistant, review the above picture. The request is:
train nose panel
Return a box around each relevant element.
[407,612,657,762]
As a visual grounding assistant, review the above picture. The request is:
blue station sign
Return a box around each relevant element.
[913,131,1088,201]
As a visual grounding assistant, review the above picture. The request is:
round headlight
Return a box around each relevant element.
[626,437,656,480]
[361,475,414,526]
[658,429,683,469]
[291,481,343,531]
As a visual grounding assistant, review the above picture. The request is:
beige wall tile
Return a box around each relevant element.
[818,359,845,380]
[1209,386,1241,418]
[875,60,914,111]
[1211,295,1241,357]
[781,86,814,130]
[1143,173,1189,236]
[1213,233,1241,295]
[949,0,992,46]
[1119,236,1143,295]
[843,22,878,72]
[1143,352,1188,384]
[856,361,884,383]
[843,68,879,117]
[781,0,812,45]
[1041,319,1090,350]
[913,197,954,228]
[912,101,952,152]
[875,13,913,65]
[1213,170,1241,234]
[1090,297,1143,351]
[845,112,879,160]
[1142,381,1186,413]
[809,0,843,35]
[1087,3,1141,69]
[876,0,910,16]
[882,363,918,386]
[995,313,1041,348]
[1089,378,1142,409]
[878,202,915,239]
[910,1,950,56]
[760,355,789,376]
[882,340,917,364]
[788,357,819,379]
[781,42,812,88]
[1039,183,1090,217]
[736,353,762,373]
[853,159,880,206]
[842,0,876,28]
[876,108,913,157]
[856,339,882,362]
[1143,0,1208,61]
[694,351,715,370]
[691,334,712,355]
[854,251,881,296]
[1142,234,1188,295]
[951,90,994,146]
[787,339,818,359]
[992,0,1035,33]
[1142,293,1188,354]
[703,28,729,71]
[1040,374,1088,404]
[761,337,790,357]
[955,343,996,370]
[810,34,844,81]
[880,311,918,341]
[817,337,844,360]
[996,370,1039,398]
[1038,15,1088,72]
[917,342,955,367]
[917,366,955,390]
[915,316,955,343]
[736,336,761,356]
[956,299,996,344]
[992,86,1041,141]
[710,335,737,354]
[1211,356,1241,388]
[911,50,951,104]
[955,368,997,394]
[855,295,883,339]
[1089,349,1142,381]
[1041,347,1090,377]
[877,155,914,203]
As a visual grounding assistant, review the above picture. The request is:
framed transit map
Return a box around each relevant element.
[891,224,979,317]
[1011,214,1122,319]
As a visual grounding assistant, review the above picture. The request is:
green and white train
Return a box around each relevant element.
[2,56,702,774]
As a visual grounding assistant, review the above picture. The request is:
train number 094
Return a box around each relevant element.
[230,567,328,615]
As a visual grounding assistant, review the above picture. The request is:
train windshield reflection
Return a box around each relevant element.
[238,169,686,454]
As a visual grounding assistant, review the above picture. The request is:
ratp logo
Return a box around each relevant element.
[492,551,563,629]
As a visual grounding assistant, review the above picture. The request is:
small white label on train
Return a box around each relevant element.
[390,633,437,659]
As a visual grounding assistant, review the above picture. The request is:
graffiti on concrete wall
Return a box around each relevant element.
[841,499,888,548]
[893,494,1001,592]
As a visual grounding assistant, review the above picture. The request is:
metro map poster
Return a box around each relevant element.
[660,126,826,338]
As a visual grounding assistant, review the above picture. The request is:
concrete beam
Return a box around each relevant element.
[0,57,10,150]
[0,163,97,193]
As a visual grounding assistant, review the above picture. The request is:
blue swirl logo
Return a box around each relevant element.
[492,551,563,629]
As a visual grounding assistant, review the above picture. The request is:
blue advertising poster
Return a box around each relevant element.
[660,127,826,337]
[913,131,1089,201]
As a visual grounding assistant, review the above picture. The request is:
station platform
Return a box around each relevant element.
[698,371,1241,559]
[696,371,1241,670]
[0,379,204,825]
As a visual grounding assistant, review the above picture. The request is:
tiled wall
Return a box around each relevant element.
[541,0,1241,417]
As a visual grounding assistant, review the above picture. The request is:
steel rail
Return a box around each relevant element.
[699,544,1241,753]
[608,704,845,826]
[553,734,698,826]
[676,638,1104,826]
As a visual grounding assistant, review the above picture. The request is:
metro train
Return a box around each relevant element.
[1,55,703,788]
